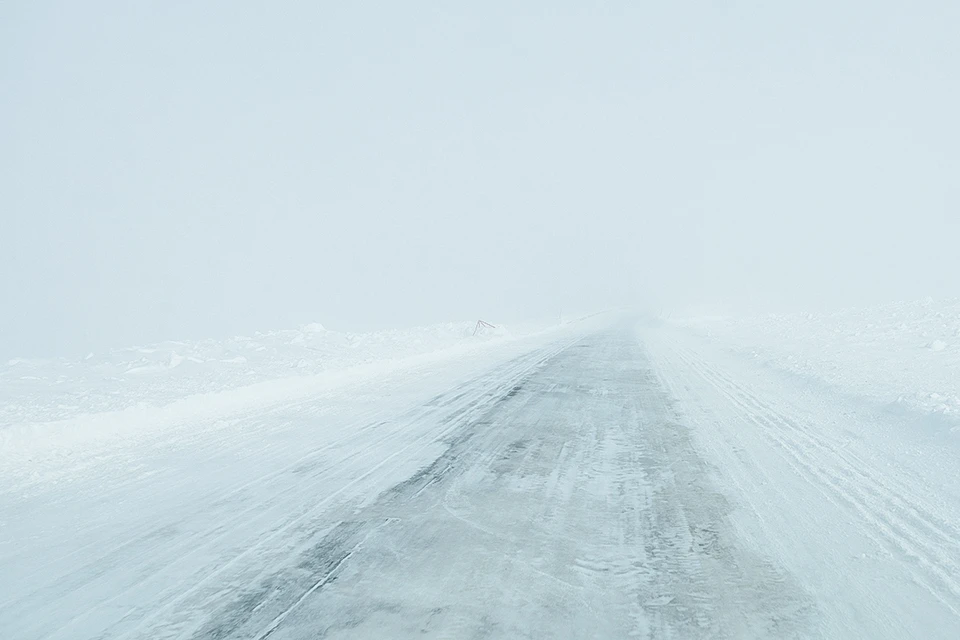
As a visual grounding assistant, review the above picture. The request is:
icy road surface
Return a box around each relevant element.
[2,322,960,638]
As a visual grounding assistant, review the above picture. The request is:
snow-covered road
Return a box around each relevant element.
[646,325,960,639]
[3,321,959,638]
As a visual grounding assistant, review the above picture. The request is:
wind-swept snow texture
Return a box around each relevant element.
[645,321,960,639]
[0,321,538,463]
[2,314,959,638]
[0,321,515,427]
[677,298,960,427]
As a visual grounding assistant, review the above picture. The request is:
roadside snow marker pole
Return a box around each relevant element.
[473,320,497,336]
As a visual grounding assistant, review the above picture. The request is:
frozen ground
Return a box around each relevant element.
[2,311,959,638]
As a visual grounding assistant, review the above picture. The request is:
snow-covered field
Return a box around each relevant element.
[674,298,960,431]
[1,321,517,427]
[0,320,556,473]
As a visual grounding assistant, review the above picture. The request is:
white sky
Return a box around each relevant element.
[2,2,958,356]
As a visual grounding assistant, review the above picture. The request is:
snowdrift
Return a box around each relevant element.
[0,321,519,429]
[676,298,960,429]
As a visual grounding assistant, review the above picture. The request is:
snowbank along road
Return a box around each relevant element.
[2,320,959,638]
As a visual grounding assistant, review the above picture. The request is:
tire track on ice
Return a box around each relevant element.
[671,342,960,618]
[116,339,577,640]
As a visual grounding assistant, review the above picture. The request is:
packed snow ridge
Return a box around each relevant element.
[676,297,960,430]
[0,320,520,428]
